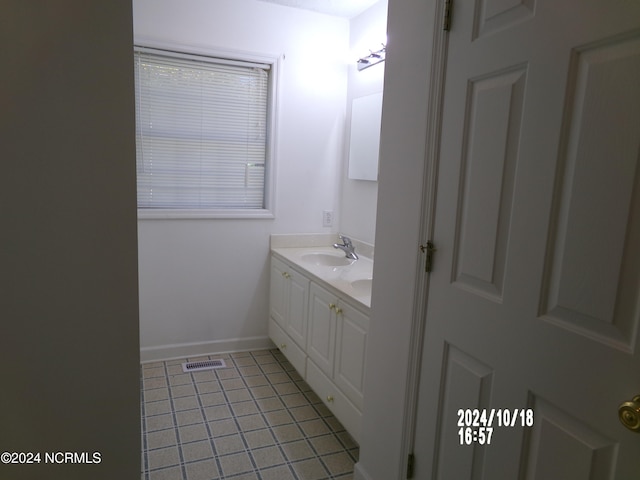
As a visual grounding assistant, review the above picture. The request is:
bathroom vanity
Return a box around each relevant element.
[269,235,373,443]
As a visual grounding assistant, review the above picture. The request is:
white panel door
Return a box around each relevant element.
[413,0,640,478]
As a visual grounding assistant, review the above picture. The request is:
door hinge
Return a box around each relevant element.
[420,241,437,273]
[444,0,453,31]
[407,453,415,478]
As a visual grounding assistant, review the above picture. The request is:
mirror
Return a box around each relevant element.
[347,92,383,181]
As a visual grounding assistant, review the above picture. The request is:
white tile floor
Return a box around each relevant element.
[141,349,358,480]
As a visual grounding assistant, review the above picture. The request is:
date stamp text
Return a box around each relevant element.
[457,408,534,445]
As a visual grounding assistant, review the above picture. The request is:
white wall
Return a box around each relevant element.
[133,0,350,360]
[340,0,388,245]
[355,0,438,479]
[1,2,140,478]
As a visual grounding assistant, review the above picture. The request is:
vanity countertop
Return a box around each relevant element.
[271,245,373,310]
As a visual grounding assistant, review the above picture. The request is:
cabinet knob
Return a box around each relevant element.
[281,272,291,279]
[326,395,334,403]
[335,307,343,315]
[279,343,286,349]
[329,303,336,310]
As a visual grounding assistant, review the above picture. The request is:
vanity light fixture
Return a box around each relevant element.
[357,44,386,71]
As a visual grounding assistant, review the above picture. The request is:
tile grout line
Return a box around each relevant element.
[168,359,189,479]
[140,368,149,480]
[218,353,261,479]
[142,349,358,480]
[232,351,274,480]
[239,349,298,480]
[256,349,340,479]
[193,355,225,480]
[262,352,304,480]
[268,350,332,480]
[287,352,351,478]
[270,349,342,479]
[256,349,311,480]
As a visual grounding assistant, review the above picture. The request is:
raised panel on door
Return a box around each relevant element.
[539,34,640,352]
[453,65,526,302]
[334,301,369,410]
[432,344,494,480]
[520,395,617,480]
[307,283,336,378]
[472,0,536,40]
[269,257,288,328]
[286,268,309,349]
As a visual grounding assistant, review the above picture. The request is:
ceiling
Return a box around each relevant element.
[256,0,380,18]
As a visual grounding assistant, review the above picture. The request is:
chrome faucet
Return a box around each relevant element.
[333,235,358,260]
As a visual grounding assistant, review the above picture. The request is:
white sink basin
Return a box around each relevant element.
[301,253,354,267]
[350,278,373,294]
[271,244,374,307]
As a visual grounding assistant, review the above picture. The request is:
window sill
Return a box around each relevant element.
[137,209,275,220]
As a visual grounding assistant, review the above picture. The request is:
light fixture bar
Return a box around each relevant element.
[357,44,386,71]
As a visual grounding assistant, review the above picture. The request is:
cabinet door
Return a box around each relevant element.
[307,283,336,378]
[269,318,306,377]
[286,268,309,349]
[270,257,288,328]
[306,358,361,444]
[334,301,369,410]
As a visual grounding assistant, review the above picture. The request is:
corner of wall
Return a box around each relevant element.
[355,0,439,478]
[353,462,375,480]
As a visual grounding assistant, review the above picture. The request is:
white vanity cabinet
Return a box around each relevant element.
[306,282,369,441]
[268,252,370,444]
[307,283,369,410]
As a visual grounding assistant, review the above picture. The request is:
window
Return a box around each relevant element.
[134,46,276,218]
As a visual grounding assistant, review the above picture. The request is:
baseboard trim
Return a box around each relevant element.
[353,462,374,480]
[140,336,274,363]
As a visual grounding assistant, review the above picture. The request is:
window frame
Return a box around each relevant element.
[134,40,280,220]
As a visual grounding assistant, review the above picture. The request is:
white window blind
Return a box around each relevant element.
[134,48,270,211]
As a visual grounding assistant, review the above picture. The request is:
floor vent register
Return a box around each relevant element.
[181,359,227,373]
